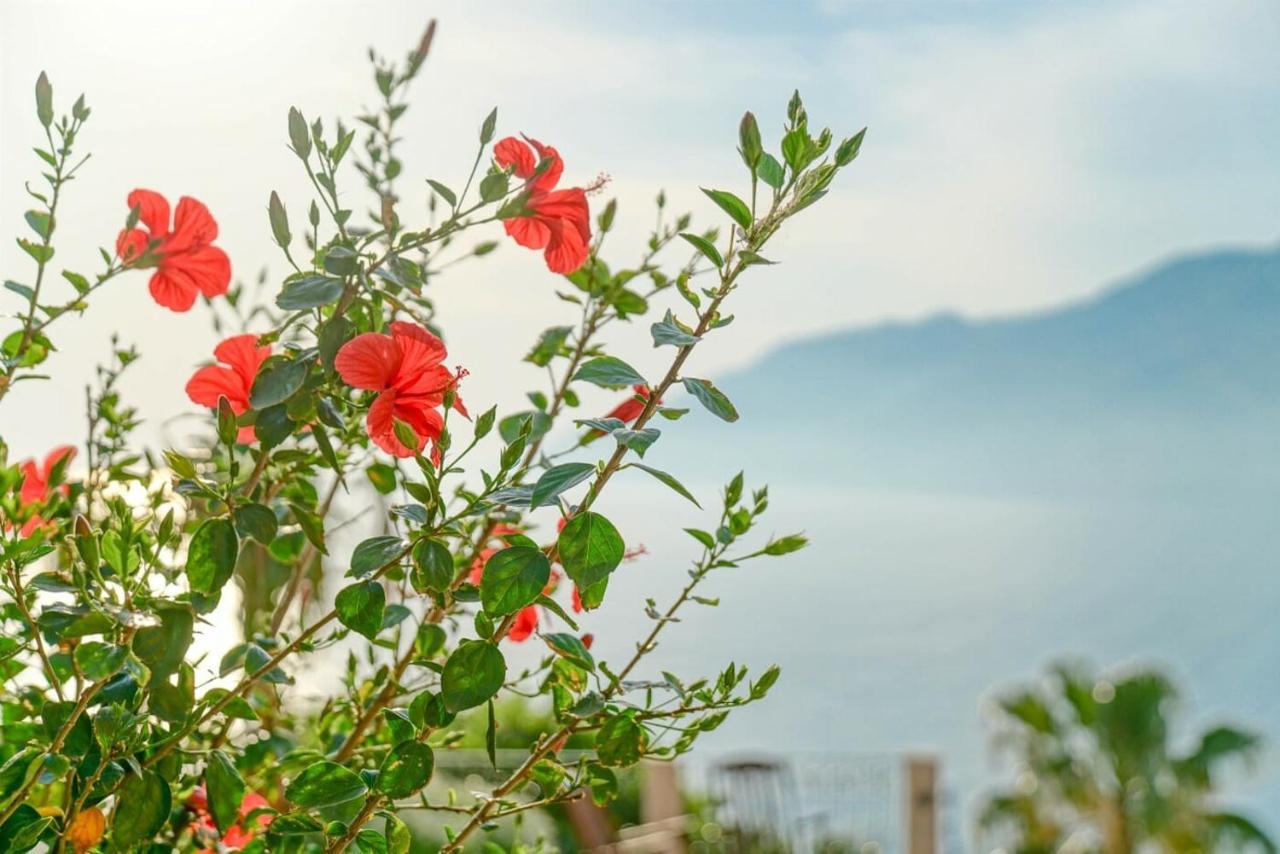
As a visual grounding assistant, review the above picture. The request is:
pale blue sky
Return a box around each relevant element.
[2,0,1277,454]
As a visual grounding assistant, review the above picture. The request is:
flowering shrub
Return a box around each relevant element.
[0,20,863,853]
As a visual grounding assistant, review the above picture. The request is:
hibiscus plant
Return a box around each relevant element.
[0,21,864,853]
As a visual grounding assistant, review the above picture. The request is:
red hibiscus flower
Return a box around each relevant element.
[116,189,232,312]
[335,321,466,460]
[16,446,75,537]
[187,786,272,852]
[509,605,539,642]
[185,335,271,444]
[493,135,591,275]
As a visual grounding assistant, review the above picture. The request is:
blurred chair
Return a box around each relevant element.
[709,757,823,852]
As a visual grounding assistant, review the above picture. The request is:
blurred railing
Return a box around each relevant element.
[430,750,963,853]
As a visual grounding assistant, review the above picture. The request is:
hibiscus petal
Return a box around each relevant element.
[19,460,45,505]
[170,196,219,248]
[336,333,401,391]
[394,365,455,397]
[168,245,231,299]
[508,606,538,642]
[185,364,248,410]
[42,446,76,480]
[494,137,536,179]
[504,215,552,250]
[213,334,269,387]
[367,390,416,457]
[148,271,198,312]
[530,188,590,232]
[116,228,150,262]
[126,189,170,236]
[544,217,590,275]
[390,321,447,382]
[524,137,564,193]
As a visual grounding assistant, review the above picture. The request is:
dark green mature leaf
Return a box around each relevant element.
[206,750,246,833]
[0,804,49,853]
[558,512,624,589]
[681,377,740,422]
[479,107,498,145]
[234,503,278,544]
[255,404,295,449]
[113,770,171,848]
[250,359,307,409]
[441,641,505,712]
[377,740,434,799]
[596,715,648,767]
[701,188,753,230]
[572,356,646,389]
[335,581,385,640]
[186,519,239,594]
[132,607,192,680]
[286,761,367,808]
[679,233,723,268]
[480,547,550,617]
[41,701,91,757]
[276,275,344,310]
[631,464,701,508]
[74,642,127,680]
[411,539,454,593]
[350,536,404,577]
[267,812,324,839]
[426,179,457,207]
[543,632,595,672]
[531,462,595,508]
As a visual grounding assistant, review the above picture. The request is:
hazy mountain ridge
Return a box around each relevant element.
[670,245,1280,496]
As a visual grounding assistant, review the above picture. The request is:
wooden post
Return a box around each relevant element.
[905,756,938,854]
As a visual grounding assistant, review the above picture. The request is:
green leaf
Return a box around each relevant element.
[759,534,809,557]
[586,762,619,805]
[614,428,660,457]
[350,536,404,577]
[596,715,648,767]
[756,153,784,190]
[631,463,701,508]
[113,770,171,848]
[206,750,246,833]
[526,325,573,367]
[276,275,344,310]
[73,641,127,680]
[250,359,307,409]
[531,462,595,508]
[441,641,505,712]
[681,377,740,422]
[486,700,498,769]
[479,171,509,202]
[285,761,367,809]
[650,310,700,348]
[558,512,624,590]
[701,188,752,230]
[542,632,595,672]
[366,462,396,494]
[23,211,50,240]
[377,740,434,799]
[572,356,646,389]
[186,519,239,594]
[480,546,550,617]
[268,190,291,248]
[335,581,386,640]
[34,72,53,129]
[835,127,866,166]
[234,503,277,544]
[288,106,311,159]
[411,539,454,593]
[426,180,457,207]
[679,233,723,268]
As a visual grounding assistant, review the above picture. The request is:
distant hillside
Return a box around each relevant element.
[668,245,1280,497]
